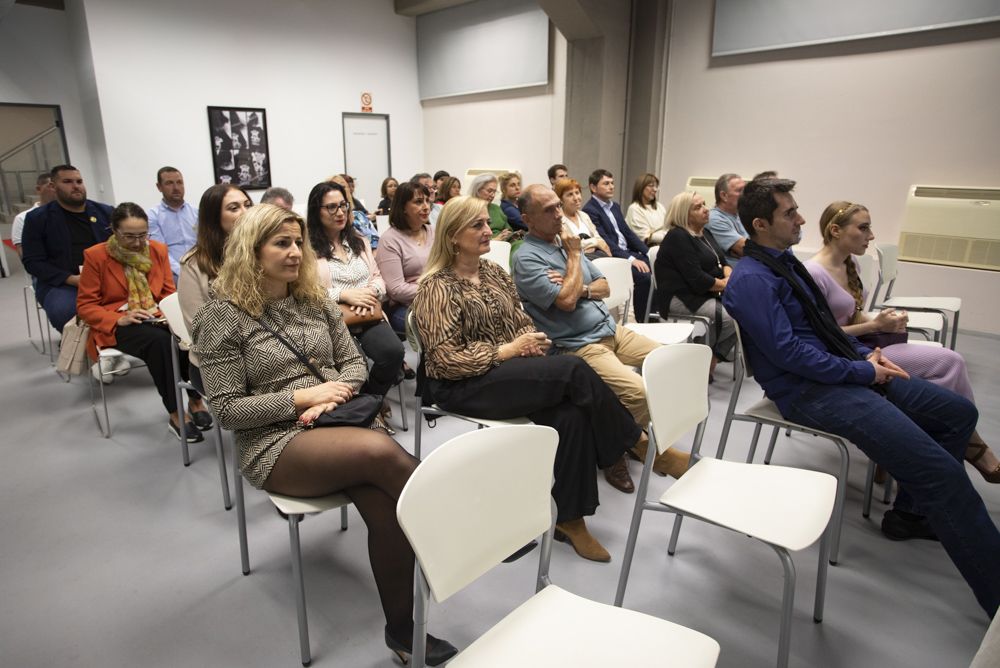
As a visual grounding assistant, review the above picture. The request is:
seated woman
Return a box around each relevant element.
[307,181,404,420]
[411,196,642,563]
[77,202,207,442]
[654,191,736,377]
[191,204,457,665]
[556,177,612,261]
[625,173,668,246]
[498,171,527,231]
[438,176,462,205]
[375,181,433,333]
[178,183,252,394]
[375,177,397,216]
[806,201,999,483]
[467,173,523,253]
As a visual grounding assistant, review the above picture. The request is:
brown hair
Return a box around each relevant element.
[818,200,870,322]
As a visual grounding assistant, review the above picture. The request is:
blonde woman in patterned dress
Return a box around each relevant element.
[411,196,643,563]
[192,204,456,665]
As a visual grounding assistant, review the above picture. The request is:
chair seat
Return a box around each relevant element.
[883,296,961,312]
[425,405,532,429]
[864,310,942,331]
[908,340,942,348]
[450,584,720,667]
[98,347,144,365]
[659,457,836,551]
[267,491,351,516]
[624,322,694,345]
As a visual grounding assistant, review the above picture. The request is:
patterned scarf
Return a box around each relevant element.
[107,235,156,312]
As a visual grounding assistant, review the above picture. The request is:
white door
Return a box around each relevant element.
[342,113,390,211]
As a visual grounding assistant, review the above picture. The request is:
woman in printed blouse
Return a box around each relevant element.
[411,196,642,563]
[307,181,405,424]
[192,203,456,665]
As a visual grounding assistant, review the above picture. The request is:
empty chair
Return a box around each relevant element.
[397,424,721,668]
[591,256,632,324]
[615,343,837,668]
[485,239,512,274]
[874,243,960,348]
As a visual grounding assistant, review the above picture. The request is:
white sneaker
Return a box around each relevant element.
[91,358,116,384]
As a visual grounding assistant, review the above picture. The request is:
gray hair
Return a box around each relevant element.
[261,186,294,206]
[714,173,741,205]
[467,173,498,197]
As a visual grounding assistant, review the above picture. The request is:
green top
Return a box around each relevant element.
[487,202,522,256]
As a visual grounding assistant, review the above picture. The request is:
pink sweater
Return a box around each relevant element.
[375,224,433,307]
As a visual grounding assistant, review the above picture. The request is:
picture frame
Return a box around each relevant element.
[207,106,271,189]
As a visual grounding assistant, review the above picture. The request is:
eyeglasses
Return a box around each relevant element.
[117,232,148,241]
[481,188,497,196]
[320,202,351,214]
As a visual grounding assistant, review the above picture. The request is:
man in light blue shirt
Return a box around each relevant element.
[514,184,690,483]
[148,166,198,284]
[706,172,747,267]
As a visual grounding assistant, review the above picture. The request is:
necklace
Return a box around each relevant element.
[404,225,426,246]
[694,232,722,269]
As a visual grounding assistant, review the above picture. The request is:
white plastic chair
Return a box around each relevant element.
[405,309,529,459]
[644,244,710,335]
[615,344,836,668]
[485,239,512,274]
[397,424,721,668]
[591,256,632,324]
[375,214,391,236]
[873,243,960,348]
[159,293,232,510]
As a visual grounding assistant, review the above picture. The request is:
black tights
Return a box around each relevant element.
[262,426,418,638]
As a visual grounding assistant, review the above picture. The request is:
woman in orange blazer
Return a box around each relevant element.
[77,202,207,442]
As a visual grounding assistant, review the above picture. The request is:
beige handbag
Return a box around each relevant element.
[56,317,91,376]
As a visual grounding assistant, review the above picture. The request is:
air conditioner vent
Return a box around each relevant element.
[688,177,716,188]
[913,186,1000,200]
[899,232,1000,272]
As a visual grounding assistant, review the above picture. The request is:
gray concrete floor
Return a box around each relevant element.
[0,259,997,668]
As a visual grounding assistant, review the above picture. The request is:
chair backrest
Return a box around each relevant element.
[642,344,712,454]
[854,252,879,311]
[404,307,423,354]
[375,214,391,236]
[396,424,559,603]
[485,239,512,274]
[874,243,901,302]
[646,244,660,289]
[158,293,190,345]
[591,256,632,313]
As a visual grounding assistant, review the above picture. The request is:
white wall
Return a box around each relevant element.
[76,0,424,208]
[661,1,1000,335]
[421,27,566,190]
[0,4,97,193]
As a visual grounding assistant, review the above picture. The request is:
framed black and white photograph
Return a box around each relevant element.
[207,106,271,189]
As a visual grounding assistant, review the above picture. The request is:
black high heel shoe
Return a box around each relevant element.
[385,626,458,666]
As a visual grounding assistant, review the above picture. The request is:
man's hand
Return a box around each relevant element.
[546,270,564,286]
[867,348,910,384]
[560,227,582,254]
[630,258,650,273]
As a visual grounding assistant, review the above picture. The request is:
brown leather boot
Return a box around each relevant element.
[628,440,691,479]
[602,453,634,493]
[554,518,611,562]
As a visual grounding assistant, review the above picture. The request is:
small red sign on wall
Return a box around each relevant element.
[361,92,372,113]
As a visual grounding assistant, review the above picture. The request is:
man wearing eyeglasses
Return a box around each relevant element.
[22,164,113,332]
[148,166,198,285]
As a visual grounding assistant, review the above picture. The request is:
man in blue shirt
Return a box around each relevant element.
[148,166,198,285]
[514,185,690,486]
[582,169,651,322]
[706,172,747,267]
[22,164,112,332]
[723,177,1000,617]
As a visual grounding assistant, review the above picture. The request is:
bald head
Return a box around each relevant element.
[520,184,564,242]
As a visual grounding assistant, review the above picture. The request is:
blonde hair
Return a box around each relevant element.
[498,171,521,197]
[214,203,326,316]
[818,200,870,323]
[421,196,487,282]
[664,191,696,232]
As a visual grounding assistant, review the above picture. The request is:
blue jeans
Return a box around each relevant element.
[388,304,408,334]
[40,284,78,333]
[786,376,1000,616]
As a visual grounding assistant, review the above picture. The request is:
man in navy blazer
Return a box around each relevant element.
[582,168,651,322]
[22,164,112,332]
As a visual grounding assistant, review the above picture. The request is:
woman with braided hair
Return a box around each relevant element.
[804,201,999,483]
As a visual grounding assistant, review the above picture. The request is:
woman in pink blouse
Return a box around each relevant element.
[375,181,433,332]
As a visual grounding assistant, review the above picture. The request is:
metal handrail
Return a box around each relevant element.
[0,126,59,164]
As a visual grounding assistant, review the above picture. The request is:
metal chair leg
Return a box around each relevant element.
[746,423,763,463]
[771,545,796,668]
[287,515,312,666]
[235,450,250,575]
[396,382,409,431]
[814,525,830,623]
[212,423,232,510]
[169,339,191,466]
[614,440,656,607]
[667,514,684,555]
[340,505,348,530]
[89,366,112,438]
[863,459,876,518]
[763,426,780,465]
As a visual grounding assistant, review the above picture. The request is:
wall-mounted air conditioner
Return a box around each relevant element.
[899,185,1000,271]
[685,176,717,207]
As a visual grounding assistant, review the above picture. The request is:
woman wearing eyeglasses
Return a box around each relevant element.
[308,181,404,425]
[77,202,207,441]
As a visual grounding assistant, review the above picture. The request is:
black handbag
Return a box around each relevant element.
[246,308,383,429]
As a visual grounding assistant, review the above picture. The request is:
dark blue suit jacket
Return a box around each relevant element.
[22,200,113,299]
[500,199,527,231]
[582,197,648,262]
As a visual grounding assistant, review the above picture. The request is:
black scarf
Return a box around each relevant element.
[742,240,864,363]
